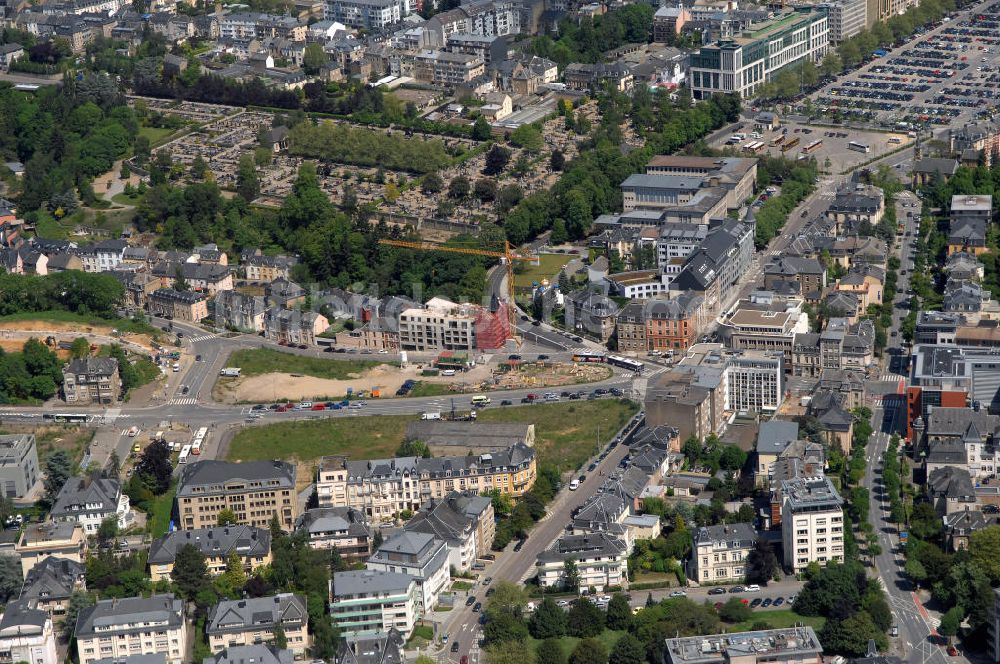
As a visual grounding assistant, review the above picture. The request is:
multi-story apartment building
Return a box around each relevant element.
[645,368,724,441]
[791,318,876,378]
[722,297,809,362]
[62,357,120,406]
[295,507,372,561]
[16,522,87,577]
[213,291,266,333]
[366,532,450,613]
[207,645,293,664]
[403,493,494,572]
[689,8,829,99]
[690,523,758,584]
[426,0,518,39]
[176,461,299,531]
[411,50,485,85]
[0,434,39,499]
[324,0,405,29]
[76,239,126,273]
[218,13,305,41]
[263,307,329,346]
[670,220,754,319]
[824,181,885,234]
[397,299,479,352]
[535,533,629,591]
[950,120,1000,168]
[616,301,648,353]
[50,477,132,534]
[724,350,784,414]
[330,571,419,639]
[822,0,865,43]
[148,526,272,582]
[242,252,296,282]
[664,627,823,664]
[75,595,188,664]
[781,476,844,573]
[763,257,827,297]
[206,594,308,656]
[315,444,536,520]
[0,599,58,664]
[148,288,208,323]
[646,293,706,351]
[656,223,708,272]
[949,195,992,256]
[151,262,233,295]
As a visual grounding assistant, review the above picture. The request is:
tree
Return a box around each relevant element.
[938,606,963,643]
[449,175,471,199]
[422,172,444,194]
[0,555,20,603]
[563,558,580,592]
[190,155,209,180]
[905,557,927,587]
[487,639,536,664]
[530,597,568,639]
[745,540,778,585]
[567,598,605,638]
[550,149,565,171]
[609,634,644,664]
[236,153,259,202]
[172,544,210,601]
[475,178,498,203]
[69,336,90,359]
[302,43,328,74]
[719,445,747,471]
[217,508,237,526]
[97,516,118,545]
[606,593,632,630]
[134,439,173,494]
[969,524,1000,582]
[645,592,655,608]
[106,450,121,479]
[273,624,288,650]
[43,450,73,505]
[538,638,567,664]
[510,124,544,153]
[172,265,189,291]
[472,116,492,141]
[719,597,753,622]
[570,638,608,664]
[222,551,247,590]
[820,612,887,657]
[63,590,95,638]
[485,489,513,517]
[483,145,512,176]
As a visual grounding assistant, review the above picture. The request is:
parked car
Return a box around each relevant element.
[761,598,772,608]
[669,591,687,598]
[451,643,460,653]
[708,587,727,595]
[729,586,745,593]
[466,596,476,606]
[750,598,762,608]
[745,584,761,592]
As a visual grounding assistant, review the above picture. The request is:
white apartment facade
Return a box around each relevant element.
[781,476,845,574]
[75,595,188,664]
[691,523,758,584]
[536,533,629,592]
[724,351,785,414]
[397,298,478,351]
[365,532,450,614]
[330,571,419,639]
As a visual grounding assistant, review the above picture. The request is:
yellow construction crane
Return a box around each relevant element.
[378,238,537,345]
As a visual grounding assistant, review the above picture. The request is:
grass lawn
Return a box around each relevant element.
[225,348,392,380]
[138,126,179,147]
[727,610,826,633]
[147,484,177,538]
[631,571,680,588]
[451,580,474,591]
[477,400,639,471]
[527,629,625,657]
[34,214,71,240]
[513,254,569,289]
[227,400,639,473]
[406,624,434,648]
[112,192,145,206]
[407,382,453,398]
[0,425,94,469]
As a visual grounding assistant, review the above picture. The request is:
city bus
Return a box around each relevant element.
[178,445,192,464]
[45,413,91,423]
[743,141,766,153]
[769,135,785,147]
[781,137,800,152]
[571,352,606,363]
[803,139,823,154]
[847,141,871,153]
[607,355,644,374]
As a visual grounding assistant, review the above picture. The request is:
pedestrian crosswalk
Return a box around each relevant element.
[169,397,197,405]
[187,334,215,343]
[877,373,908,382]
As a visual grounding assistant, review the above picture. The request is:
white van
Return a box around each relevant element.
[569,479,580,491]
[421,411,442,420]
[441,369,456,376]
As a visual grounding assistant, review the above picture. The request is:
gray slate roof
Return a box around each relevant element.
[21,557,85,603]
[332,570,414,597]
[177,460,295,497]
[148,525,271,565]
[206,594,307,635]
[205,645,293,664]
[51,477,121,520]
[76,594,184,639]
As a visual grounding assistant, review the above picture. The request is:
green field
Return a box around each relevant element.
[147,484,176,538]
[406,381,453,398]
[112,192,145,206]
[728,609,826,632]
[225,348,392,380]
[527,629,626,657]
[138,126,179,147]
[227,399,639,472]
[514,254,569,289]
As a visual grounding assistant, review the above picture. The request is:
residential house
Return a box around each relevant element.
[263,307,329,346]
[148,526,272,582]
[77,239,126,273]
[295,507,372,561]
[0,599,58,664]
[206,594,308,655]
[75,595,188,664]
[927,466,977,516]
[564,290,620,343]
[333,629,403,664]
[824,181,885,234]
[176,461,299,531]
[763,257,826,298]
[754,420,800,487]
[213,291,266,333]
[62,357,120,405]
[690,523,758,584]
[781,476,844,573]
[50,477,131,534]
[403,493,494,572]
[535,533,628,591]
[949,195,992,256]
[16,522,87,577]
[204,645,293,664]
[20,557,86,621]
[243,252,297,282]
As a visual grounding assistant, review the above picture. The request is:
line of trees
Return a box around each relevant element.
[0,271,125,318]
[287,121,457,174]
[528,5,656,67]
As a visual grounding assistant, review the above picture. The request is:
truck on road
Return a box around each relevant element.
[421,411,442,420]
[219,368,241,377]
